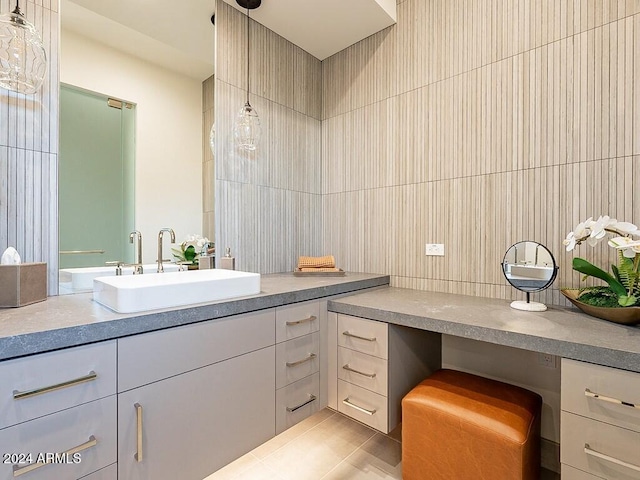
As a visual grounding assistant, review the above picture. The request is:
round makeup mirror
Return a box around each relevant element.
[502,241,558,312]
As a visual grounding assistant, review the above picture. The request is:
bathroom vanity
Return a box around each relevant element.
[0,273,387,480]
[327,288,640,479]
[1,275,639,480]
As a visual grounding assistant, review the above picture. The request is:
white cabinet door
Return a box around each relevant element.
[118,346,275,480]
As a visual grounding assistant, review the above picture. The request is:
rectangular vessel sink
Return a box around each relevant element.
[93,269,261,313]
[509,264,554,280]
[60,264,179,291]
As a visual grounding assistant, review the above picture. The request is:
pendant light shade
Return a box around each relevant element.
[234,101,261,151]
[0,0,47,95]
[233,2,261,151]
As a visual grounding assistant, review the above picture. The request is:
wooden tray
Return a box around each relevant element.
[293,269,345,277]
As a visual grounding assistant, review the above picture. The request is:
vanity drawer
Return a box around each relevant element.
[0,341,116,429]
[338,314,388,359]
[338,380,388,433]
[118,309,275,392]
[338,347,387,396]
[276,373,320,434]
[275,332,320,389]
[562,358,640,432]
[561,464,604,480]
[275,301,320,343]
[0,396,117,480]
[561,411,640,480]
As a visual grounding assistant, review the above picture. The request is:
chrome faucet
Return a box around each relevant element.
[129,230,143,274]
[157,228,176,272]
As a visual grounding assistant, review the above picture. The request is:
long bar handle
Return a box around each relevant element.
[584,444,640,473]
[12,436,97,477]
[286,353,317,367]
[13,371,97,400]
[286,394,317,413]
[342,397,377,416]
[585,388,640,410]
[59,250,105,255]
[286,315,317,326]
[342,331,377,342]
[342,364,377,378]
[135,403,143,462]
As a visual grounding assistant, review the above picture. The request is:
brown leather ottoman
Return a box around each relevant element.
[402,369,542,480]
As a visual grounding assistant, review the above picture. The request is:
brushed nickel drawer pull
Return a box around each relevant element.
[342,397,377,416]
[286,394,317,412]
[584,444,640,473]
[12,436,97,477]
[135,403,143,462]
[343,364,377,378]
[342,331,377,342]
[13,371,98,400]
[286,353,317,367]
[286,315,317,326]
[585,389,640,410]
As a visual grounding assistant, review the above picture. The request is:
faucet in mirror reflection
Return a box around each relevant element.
[129,231,143,274]
[157,228,176,272]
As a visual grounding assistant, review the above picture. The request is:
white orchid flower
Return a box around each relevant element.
[196,237,210,248]
[608,236,640,258]
[613,221,638,234]
[563,231,577,251]
[590,215,612,240]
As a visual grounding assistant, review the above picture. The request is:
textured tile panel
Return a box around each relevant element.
[321,1,640,307]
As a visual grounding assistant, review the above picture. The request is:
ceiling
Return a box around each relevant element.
[61,0,396,81]
[61,0,216,81]
[222,0,396,61]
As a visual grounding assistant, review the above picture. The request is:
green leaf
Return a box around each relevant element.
[184,245,197,262]
[572,257,628,298]
[618,295,637,307]
[611,264,622,283]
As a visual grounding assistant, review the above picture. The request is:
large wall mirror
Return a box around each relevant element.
[58,0,215,293]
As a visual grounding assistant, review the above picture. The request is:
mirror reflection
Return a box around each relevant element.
[502,241,557,292]
[58,0,215,293]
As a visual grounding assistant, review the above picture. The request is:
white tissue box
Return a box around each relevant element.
[0,263,47,307]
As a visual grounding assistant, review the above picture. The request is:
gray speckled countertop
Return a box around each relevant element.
[0,273,389,361]
[328,287,640,373]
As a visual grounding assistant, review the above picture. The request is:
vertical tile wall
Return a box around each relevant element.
[214,1,323,273]
[322,0,640,306]
[203,74,215,241]
[0,0,58,295]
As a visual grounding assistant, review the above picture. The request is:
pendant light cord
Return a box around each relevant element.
[246,8,250,105]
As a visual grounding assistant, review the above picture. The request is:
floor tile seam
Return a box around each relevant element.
[225,452,262,480]
[255,459,286,480]
[331,410,380,440]
[255,411,339,463]
[317,457,348,480]
[316,432,382,480]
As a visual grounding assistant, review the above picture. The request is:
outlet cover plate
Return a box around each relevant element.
[425,244,445,256]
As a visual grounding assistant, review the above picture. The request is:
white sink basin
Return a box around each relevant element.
[93,269,261,313]
[509,264,554,280]
[60,264,179,291]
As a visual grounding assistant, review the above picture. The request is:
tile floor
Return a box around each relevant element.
[205,409,560,479]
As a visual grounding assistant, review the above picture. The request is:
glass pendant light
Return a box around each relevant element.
[0,0,47,94]
[233,0,261,151]
[209,14,216,156]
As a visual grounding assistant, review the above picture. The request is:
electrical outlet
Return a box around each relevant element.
[425,244,445,256]
[537,352,557,369]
